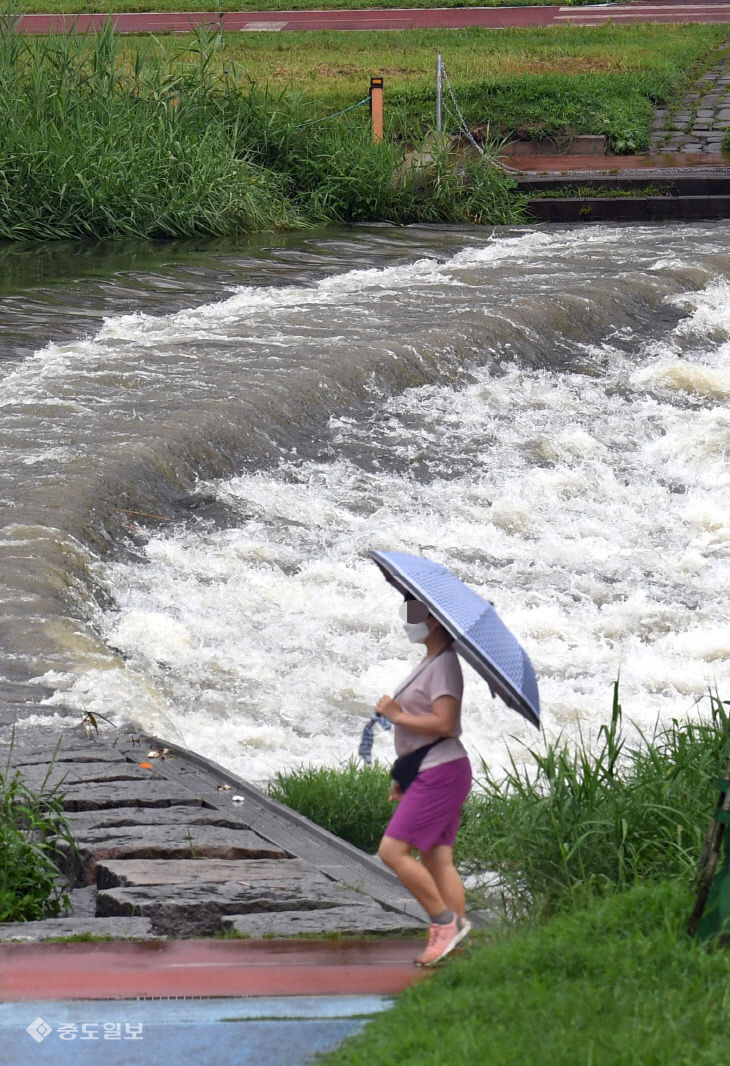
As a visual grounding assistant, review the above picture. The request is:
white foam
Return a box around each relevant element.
[69,323,730,782]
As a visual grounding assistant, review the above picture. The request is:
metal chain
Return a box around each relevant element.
[441,62,484,156]
[293,97,370,130]
[440,60,520,176]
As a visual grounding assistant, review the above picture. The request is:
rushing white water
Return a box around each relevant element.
[31,227,729,784]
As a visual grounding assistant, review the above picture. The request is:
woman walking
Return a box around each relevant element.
[375,597,472,967]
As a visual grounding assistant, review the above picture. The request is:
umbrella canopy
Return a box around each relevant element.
[370,550,540,729]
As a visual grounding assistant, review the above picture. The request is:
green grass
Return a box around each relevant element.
[140,23,726,152]
[323,878,730,1066]
[462,689,730,916]
[0,739,76,922]
[269,759,394,853]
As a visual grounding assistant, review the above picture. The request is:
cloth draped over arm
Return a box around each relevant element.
[358,712,392,765]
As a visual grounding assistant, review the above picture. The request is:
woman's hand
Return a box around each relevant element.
[376,695,403,724]
[388,781,403,803]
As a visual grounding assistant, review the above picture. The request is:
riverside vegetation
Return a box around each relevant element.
[0,741,75,922]
[271,689,730,1065]
[0,21,725,240]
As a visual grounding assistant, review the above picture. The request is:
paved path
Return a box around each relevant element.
[650,39,730,152]
[1,991,407,1066]
[0,939,427,1000]
[12,1,730,35]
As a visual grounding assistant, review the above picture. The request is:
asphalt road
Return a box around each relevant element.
[13,1,730,34]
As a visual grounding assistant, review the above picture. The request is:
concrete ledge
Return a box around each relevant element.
[527,194,730,222]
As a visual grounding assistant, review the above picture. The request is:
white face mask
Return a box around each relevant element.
[403,621,430,643]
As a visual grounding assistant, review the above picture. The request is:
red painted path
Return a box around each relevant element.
[0,939,428,1002]
[14,1,730,34]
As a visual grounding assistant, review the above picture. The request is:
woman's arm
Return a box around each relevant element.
[376,694,459,737]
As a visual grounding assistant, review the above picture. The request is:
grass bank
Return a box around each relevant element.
[0,21,526,240]
[148,23,726,152]
[323,878,730,1066]
[0,22,725,239]
[273,692,730,1065]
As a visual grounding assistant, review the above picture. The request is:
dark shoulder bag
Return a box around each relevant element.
[391,737,445,793]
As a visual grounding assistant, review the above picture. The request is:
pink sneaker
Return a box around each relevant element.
[415,916,470,967]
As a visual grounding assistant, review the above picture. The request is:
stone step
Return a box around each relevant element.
[59,826,288,884]
[64,804,252,833]
[526,194,730,222]
[95,857,318,890]
[517,173,730,196]
[96,876,375,937]
[1,744,130,769]
[17,761,164,792]
[0,916,161,942]
[53,779,206,811]
[222,907,425,938]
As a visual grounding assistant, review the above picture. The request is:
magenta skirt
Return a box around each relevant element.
[384,756,472,853]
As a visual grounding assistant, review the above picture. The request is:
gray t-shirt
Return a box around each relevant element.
[394,647,468,772]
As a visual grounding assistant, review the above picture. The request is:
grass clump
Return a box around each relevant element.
[268,758,393,853]
[323,878,730,1066]
[0,748,75,922]
[0,21,300,240]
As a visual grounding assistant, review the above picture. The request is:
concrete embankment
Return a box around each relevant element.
[515,165,730,222]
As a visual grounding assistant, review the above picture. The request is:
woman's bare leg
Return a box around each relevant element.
[419,845,466,919]
[378,835,447,919]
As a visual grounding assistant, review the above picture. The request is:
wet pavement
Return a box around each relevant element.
[0,993,400,1066]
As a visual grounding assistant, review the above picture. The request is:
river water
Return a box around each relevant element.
[1,223,728,783]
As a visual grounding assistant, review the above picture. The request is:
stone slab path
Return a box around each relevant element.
[650,38,730,153]
[0,722,434,943]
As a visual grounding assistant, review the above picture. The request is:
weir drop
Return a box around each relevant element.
[0,223,728,781]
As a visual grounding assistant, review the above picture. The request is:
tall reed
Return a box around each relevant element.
[462,686,730,914]
[0,20,522,241]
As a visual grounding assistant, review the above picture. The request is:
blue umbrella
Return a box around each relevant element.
[370,550,540,729]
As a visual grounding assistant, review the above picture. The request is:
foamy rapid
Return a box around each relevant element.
[37,226,729,784]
